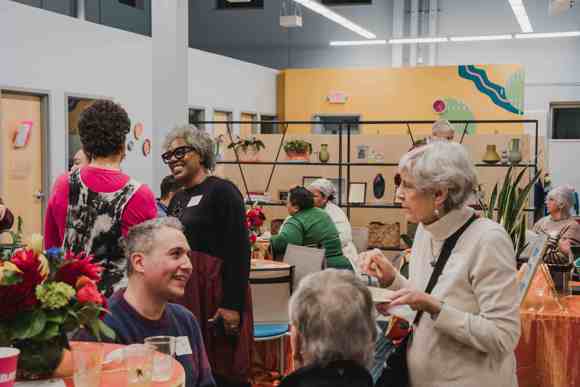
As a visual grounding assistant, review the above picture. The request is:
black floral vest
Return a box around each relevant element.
[63,169,140,295]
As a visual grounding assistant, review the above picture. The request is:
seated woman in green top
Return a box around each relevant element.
[270,187,352,270]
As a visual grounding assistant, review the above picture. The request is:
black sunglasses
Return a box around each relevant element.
[162,146,195,164]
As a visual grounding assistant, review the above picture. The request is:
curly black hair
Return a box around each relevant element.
[78,100,130,159]
[289,186,314,211]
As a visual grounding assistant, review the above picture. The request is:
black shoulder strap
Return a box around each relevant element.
[413,213,478,325]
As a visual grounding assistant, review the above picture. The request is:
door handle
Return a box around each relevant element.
[34,191,45,200]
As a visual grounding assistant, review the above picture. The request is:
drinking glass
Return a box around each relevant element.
[144,336,176,382]
[71,342,104,387]
[125,344,153,387]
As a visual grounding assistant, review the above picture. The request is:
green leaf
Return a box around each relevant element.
[36,322,61,341]
[88,319,101,342]
[0,270,23,286]
[46,311,66,324]
[486,184,498,219]
[97,319,116,340]
[12,309,47,340]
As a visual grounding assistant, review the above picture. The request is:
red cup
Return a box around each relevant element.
[0,348,19,387]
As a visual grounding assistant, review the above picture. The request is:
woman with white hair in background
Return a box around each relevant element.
[307,178,358,260]
[430,119,455,142]
[363,141,520,387]
[280,269,376,387]
[533,185,580,262]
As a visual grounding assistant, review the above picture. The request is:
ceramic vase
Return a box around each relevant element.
[508,138,522,164]
[482,144,500,164]
[318,144,330,163]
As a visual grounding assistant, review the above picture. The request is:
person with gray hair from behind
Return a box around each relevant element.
[279,269,376,387]
[79,217,216,387]
[363,141,520,387]
[162,125,252,387]
[533,185,580,262]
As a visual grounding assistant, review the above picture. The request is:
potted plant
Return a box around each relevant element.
[283,139,312,162]
[0,235,113,380]
[227,136,266,161]
[479,166,542,262]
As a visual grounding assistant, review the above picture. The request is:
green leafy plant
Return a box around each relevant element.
[227,136,266,152]
[479,166,541,258]
[283,139,313,155]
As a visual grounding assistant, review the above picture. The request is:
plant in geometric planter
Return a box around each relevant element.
[283,139,312,162]
[228,136,266,162]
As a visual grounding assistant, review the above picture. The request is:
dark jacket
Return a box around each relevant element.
[279,360,373,387]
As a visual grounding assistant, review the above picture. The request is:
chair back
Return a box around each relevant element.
[250,264,294,324]
[352,227,369,253]
[283,244,325,289]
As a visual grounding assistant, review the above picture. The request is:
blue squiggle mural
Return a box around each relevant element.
[458,65,523,115]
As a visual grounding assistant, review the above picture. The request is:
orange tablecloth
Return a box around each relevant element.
[34,342,185,387]
[516,273,580,387]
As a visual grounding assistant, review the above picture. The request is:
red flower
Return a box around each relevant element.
[0,248,47,320]
[55,251,102,287]
[76,281,104,305]
[249,233,257,244]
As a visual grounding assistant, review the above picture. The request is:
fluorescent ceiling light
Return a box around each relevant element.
[330,40,387,46]
[515,31,580,39]
[508,0,533,33]
[450,34,513,42]
[389,37,448,44]
[292,0,376,39]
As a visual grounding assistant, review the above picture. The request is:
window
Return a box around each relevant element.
[216,0,264,9]
[551,103,580,140]
[260,115,280,134]
[189,108,206,130]
[118,0,144,9]
[313,115,360,135]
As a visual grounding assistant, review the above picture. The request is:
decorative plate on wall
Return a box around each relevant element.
[133,122,144,140]
[142,139,151,157]
[373,173,385,199]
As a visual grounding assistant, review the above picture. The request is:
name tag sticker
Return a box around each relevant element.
[175,336,192,356]
[187,195,203,207]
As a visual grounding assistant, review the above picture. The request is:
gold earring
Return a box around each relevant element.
[434,208,440,218]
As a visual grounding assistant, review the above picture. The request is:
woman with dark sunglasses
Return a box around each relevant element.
[163,125,252,387]
[44,100,157,295]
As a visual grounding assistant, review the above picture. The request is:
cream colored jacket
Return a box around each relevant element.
[388,207,521,387]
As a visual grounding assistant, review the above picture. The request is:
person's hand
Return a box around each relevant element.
[213,308,240,336]
[389,288,442,315]
[0,205,5,221]
[559,239,572,257]
[360,249,397,287]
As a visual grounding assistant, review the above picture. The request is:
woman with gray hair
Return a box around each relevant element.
[162,125,252,387]
[280,269,376,387]
[363,142,520,387]
[533,185,580,262]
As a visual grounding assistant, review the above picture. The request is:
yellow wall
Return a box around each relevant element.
[278,64,525,135]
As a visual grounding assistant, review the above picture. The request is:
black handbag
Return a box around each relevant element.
[376,214,478,387]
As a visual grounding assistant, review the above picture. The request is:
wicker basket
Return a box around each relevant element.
[367,221,400,249]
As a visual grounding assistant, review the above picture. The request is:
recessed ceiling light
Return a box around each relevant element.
[292,0,376,39]
[330,40,387,46]
[450,34,513,42]
[515,31,580,39]
[388,37,449,44]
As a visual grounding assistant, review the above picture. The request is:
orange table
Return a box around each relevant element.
[16,342,185,387]
[516,274,580,387]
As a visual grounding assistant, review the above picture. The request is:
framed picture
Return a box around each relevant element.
[278,190,289,202]
[348,182,367,204]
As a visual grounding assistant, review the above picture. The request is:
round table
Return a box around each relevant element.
[15,342,185,387]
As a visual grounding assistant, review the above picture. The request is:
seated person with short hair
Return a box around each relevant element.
[270,187,351,270]
[81,217,215,387]
[0,198,14,233]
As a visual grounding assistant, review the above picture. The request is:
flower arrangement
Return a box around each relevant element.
[245,205,266,250]
[0,235,113,379]
[283,139,312,161]
[228,136,266,161]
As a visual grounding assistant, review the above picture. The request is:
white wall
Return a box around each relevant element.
[0,0,154,189]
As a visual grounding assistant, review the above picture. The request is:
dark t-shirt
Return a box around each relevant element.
[82,291,216,387]
[168,176,250,312]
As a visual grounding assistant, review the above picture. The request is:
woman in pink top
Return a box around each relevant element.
[44,100,156,295]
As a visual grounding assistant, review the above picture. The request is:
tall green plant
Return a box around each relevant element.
[479,166,541,258]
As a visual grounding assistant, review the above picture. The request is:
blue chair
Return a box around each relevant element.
[250,262,294,374]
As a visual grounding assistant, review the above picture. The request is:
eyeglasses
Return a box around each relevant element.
[161,146,194,164]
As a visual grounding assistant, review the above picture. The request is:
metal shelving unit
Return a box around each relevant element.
[210,119,539,219]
